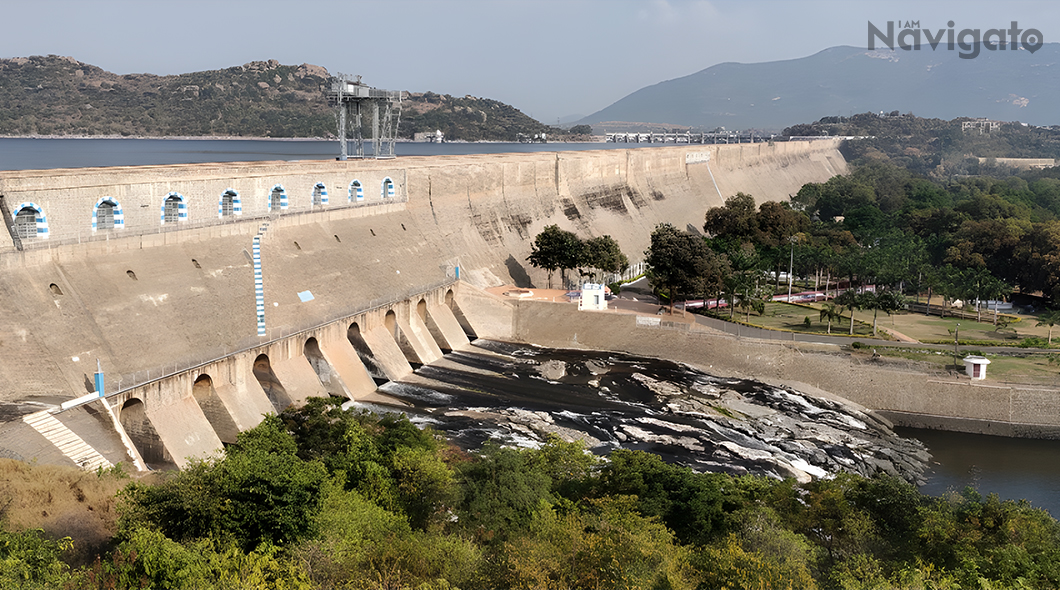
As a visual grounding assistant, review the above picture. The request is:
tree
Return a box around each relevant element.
[527,225,584,288]
[118,416,329,551]
[719,242,765,319]
[1037,310,1060,346]
[704,192,758,242]
[865,289,906,335]
[645,223,718,313]
[458,444,552,542]
[819,302,841,334]
[502,497,696,590]
[582,235,628,282]
[834,289,863,335]
[0,525,73,588]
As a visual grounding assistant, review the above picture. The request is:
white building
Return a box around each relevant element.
[579,283,607,311]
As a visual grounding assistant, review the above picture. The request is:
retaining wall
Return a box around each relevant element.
[458,292,1060,438]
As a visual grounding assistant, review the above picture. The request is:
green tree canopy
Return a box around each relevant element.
[646,223,721,312]
[582,235,629,282]
[527,225,584,288]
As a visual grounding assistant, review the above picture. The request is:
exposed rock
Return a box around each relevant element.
[538,360,566,381]
[631,372,684,397]
[585,360,609,375]
[399,342,931,485]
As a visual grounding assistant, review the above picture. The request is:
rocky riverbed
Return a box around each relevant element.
[369,340,930,484]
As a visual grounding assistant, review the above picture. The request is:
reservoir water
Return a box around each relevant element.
[3,137,1060,516]
[0,137,651,172]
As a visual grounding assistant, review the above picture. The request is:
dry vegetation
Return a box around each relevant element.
[0,458,148,565]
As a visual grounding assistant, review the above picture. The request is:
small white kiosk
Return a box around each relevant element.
[963,355,991,380]
[579,283,607,311]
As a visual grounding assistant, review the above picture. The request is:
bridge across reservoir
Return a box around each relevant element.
[0,141,849,469]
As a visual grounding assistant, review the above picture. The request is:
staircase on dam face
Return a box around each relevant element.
[21,410,112,471]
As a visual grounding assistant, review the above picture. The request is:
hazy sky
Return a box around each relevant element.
[2,0,1059,122]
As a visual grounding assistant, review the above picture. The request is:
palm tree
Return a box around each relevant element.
[1037,310,1060,346]
[819,302,841,335]
[834,289,862,335]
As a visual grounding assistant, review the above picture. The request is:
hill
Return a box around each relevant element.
[579,44,1060,132]
[784,112,1060,178]
[0,55,557,140]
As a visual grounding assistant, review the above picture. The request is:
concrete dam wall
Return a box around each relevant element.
[0,140,847,469]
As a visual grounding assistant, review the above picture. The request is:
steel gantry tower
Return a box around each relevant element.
[326,74,403,160]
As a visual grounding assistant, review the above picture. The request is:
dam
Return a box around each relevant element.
[4,138,1021,473]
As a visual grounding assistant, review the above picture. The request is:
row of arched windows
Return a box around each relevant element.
[11,177,397,239]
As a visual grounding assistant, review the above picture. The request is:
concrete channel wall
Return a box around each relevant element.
[454,291,1060,439]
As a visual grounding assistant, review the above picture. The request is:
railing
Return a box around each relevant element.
[602,261,646,285]
[94,276,457,403]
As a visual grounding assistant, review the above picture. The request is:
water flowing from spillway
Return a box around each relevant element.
[359,340,930,484]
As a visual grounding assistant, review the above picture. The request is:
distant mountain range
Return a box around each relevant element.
[579,44,1060,132]
[0,56,556,141]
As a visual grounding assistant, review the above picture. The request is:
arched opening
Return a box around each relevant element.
[419,298,451,353]
[347,323,387,384]
[349,180,363,201]
[192,374,240,444]
[312,183,327,207]
[14,206,39,240]
[447,289,477,339]
[163,195,182,225]
[119,398,173,469]
[49,283,63,296]
[220,189,239,218]
[253,354,292,412]
[384,310,398,340]
[385,309,421,367]
[304,337,347,398]
[93,197,121,232]
[382,177,395,199]
[269,185,286,213]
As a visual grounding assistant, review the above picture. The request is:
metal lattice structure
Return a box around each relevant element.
[326,74,403,160]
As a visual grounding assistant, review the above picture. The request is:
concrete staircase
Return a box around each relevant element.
[22,410,113,471]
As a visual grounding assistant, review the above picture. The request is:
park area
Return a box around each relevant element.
[696,295,1060,386]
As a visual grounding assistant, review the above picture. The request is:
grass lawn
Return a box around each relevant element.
[871,346,1060,386]
[704,301,881,338]
[701,294,1060,386]
[848,306,1059,347]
